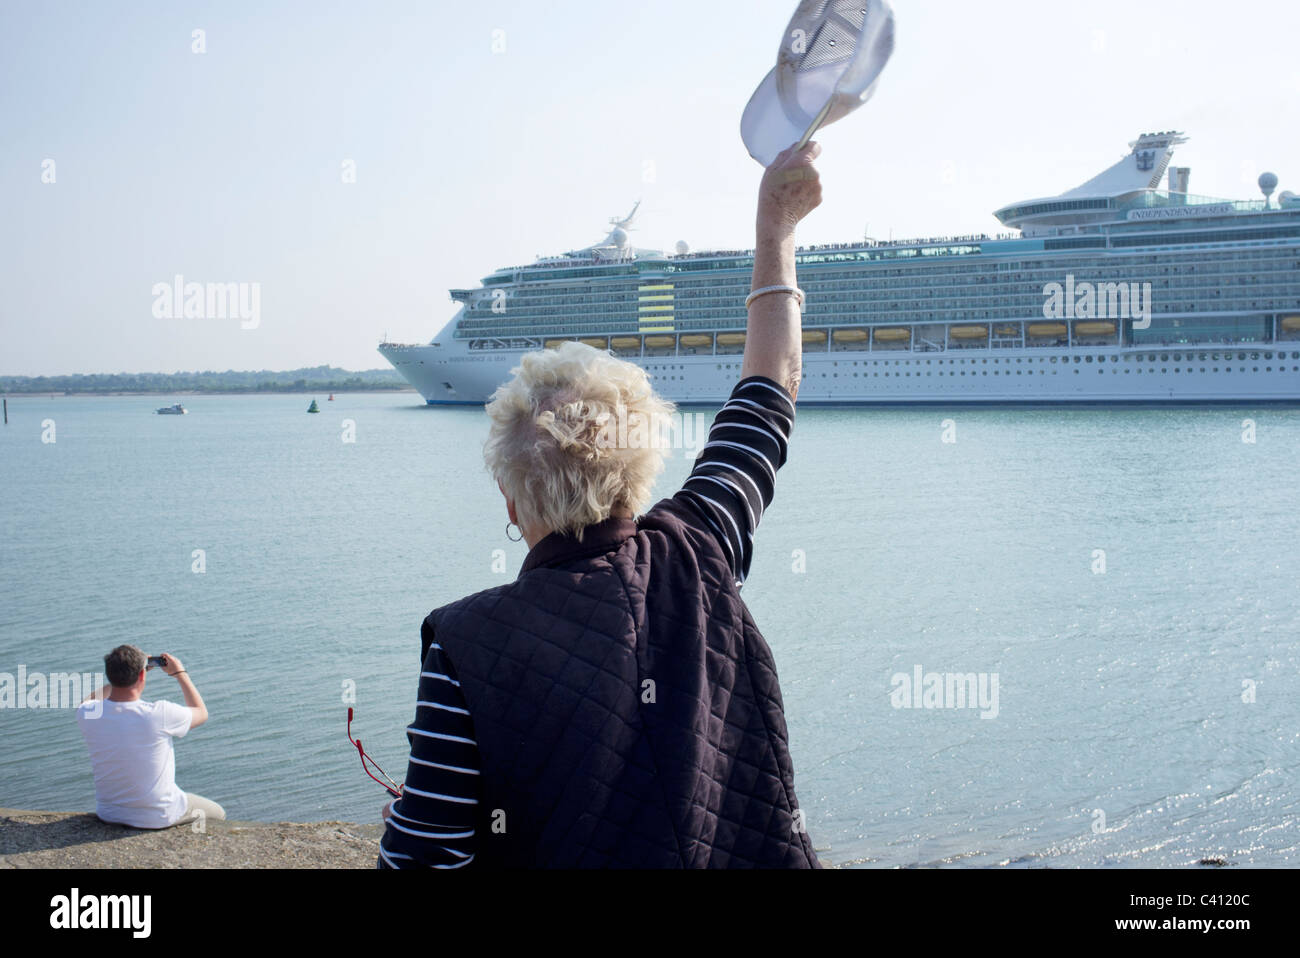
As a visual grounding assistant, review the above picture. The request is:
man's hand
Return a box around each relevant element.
[161,654,209,729]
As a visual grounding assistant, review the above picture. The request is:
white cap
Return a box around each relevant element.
[741,0,896,167]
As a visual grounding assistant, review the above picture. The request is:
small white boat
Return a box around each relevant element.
[156,403,187,415]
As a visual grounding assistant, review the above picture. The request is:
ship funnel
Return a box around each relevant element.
[1168,167,1190,193]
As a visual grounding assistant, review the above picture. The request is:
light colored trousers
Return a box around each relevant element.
[173,792,226,826]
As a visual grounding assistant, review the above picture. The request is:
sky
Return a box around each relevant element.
[1,0,1298,377]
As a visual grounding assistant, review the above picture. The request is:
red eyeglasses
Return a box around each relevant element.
[347,707,403,799]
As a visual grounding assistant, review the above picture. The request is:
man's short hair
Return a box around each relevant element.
[104,645,146,688]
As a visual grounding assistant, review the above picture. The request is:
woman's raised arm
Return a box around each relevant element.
[740,141,824,401]
[669,143,823,583]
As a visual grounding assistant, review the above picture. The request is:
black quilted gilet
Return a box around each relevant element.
[427,499,821,869]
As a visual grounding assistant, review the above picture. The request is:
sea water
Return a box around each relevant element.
[1,393,1296,866]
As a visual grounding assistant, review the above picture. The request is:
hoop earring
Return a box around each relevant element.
[506,522,524,542]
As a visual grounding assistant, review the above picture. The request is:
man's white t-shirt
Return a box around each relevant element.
[76,698,193,828]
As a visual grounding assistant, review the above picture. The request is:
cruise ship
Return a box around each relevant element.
[380,132,1300,404]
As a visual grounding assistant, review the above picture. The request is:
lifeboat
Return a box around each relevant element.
[833,329,869,343]
[1074,321,1116,336]
[1028,323,1068,338]
[873,327,911,342]
[802,329,828,345]
[579,337,608,349]
[1281,316,1300,332]
[717,332,747,346]
[994,325,1020,336]
[680,334,713,347]
[610,337,641,350]
[949,325,988,340]
[544,339,570,349]
[644,335,676,348]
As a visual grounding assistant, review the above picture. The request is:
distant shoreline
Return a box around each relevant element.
[2,388,419,398]
[0,366,417,397]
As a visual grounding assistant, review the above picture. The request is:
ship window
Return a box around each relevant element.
[1161,354,1169,361]
[1086,356,1093,363]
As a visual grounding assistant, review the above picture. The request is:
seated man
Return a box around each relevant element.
[76,645,225,829]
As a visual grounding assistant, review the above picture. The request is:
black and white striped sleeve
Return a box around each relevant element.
[377,625,480,870]
[673,375,795,585]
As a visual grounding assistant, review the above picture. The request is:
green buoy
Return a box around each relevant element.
[307,399,320,413]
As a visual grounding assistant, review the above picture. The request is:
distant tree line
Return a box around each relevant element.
[0,366,412,395]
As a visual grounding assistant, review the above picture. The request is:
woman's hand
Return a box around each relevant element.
[757,141,823,234]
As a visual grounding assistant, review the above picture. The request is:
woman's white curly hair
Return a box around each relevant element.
[484,342,676,540]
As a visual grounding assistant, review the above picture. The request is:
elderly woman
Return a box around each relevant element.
[380,142,823,869]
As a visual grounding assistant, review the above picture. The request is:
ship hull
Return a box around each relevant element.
[380,339,1300,405]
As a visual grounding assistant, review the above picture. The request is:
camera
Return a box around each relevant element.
[147,655,166,670]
